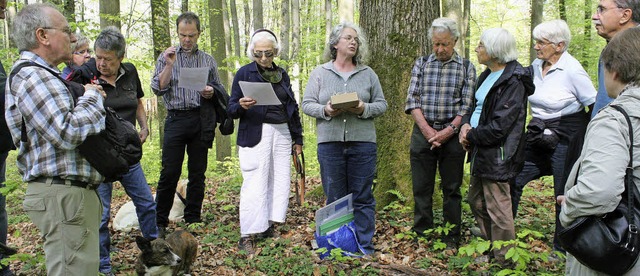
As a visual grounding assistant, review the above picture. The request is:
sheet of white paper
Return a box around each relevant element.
[239,81,281,105]
[177,67,208,91]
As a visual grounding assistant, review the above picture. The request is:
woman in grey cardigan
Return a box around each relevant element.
[301,22,387,254]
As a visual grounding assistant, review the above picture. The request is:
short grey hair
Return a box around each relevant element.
[73,33,90,51]
[480,28,519,63]
[94,26,126,59]
[614,0,640,24]
[428,17,460,41]
[323,22,369,65]
[12,3,56,51]
[533,19,571,51]
[246,29,281,61]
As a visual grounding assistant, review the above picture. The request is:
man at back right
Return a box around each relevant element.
[591,0,640,116]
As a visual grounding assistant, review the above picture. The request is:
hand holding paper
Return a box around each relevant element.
[238,81,281,105]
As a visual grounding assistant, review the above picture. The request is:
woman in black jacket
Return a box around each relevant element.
[459,28,534,266]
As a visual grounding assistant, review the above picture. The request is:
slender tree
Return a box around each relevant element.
[325,0,331,40]
[63,0,75,23]
[209,0,232,161]
[230,0,241,57]
[244,0,251,36]
[443,0,465,59]
[150,0,171,144]
[252,0,263,29]
[280,0,290,63]
[338,0,354,23]
[99,0,121,29]
[360,0,439,206]
[530,0,543,63]
[182,0,189,12]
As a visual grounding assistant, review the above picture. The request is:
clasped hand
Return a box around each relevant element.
[324,100,365,117]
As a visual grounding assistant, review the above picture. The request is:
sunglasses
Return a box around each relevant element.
[253,50,274,58]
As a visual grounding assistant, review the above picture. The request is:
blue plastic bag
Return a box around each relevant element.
[315,221,367,259]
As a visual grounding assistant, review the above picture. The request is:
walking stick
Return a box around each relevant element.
[292,149,305,205]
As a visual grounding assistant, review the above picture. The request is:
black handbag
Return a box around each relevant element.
[558,105,640,275]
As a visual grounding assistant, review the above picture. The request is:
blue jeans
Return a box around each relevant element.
[0,151,10,276]
[318,142,377,254]
[97,163,157,273]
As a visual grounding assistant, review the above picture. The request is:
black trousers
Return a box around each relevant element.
[155,111,210,226]
[410,125,465,238]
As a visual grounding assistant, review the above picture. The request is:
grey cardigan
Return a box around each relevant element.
[302,61,387,144]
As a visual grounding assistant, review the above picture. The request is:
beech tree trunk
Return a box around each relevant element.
[360,0,439,207]
[280,0,290,63]
[252,0,263,29]
[99,0,121,29]
[150,0,171,145]
[530,0,543,63]
[209,0,232,161]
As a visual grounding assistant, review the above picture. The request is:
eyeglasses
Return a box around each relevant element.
[534,40,555,47]
[42,26,74,36]
[74,49,92,55]
[340,36,361,44]
[596,5,624,15]
[253,50,274,58]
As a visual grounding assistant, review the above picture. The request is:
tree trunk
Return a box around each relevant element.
[252,0,263,29]
[360,0,439,207]
[442,0,465,59]
[338,0,354,23]
[559,0,567,21]
[230,0,241,57]
[244,0,251,37]
[280,0,290,63]
[182,0,189,12]
[99,0,121,29]
[151,0,171,145]
[291,0,301,104]
[63,0,75,23]
[581,0,591,67]
[463,0,470,58]
[209,0,232,162]
[529,0,543,63]
[325,0,331,40]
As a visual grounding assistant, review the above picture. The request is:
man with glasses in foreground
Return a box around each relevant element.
[151,12,222,237]
[404,17,475,249]
[5,4,106,275]
[591,0,640,116]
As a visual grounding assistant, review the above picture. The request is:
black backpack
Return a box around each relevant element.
[9,62,142,182]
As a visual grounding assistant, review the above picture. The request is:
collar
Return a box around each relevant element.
[426,52,463,66]
[19,51,61,73]
[321,61,368,75]
[532,51,572,73]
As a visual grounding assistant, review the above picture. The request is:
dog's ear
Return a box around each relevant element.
[135,236,152,252]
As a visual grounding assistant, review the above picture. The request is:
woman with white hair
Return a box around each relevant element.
[302,22,387,255]
[459,28,534,265]
[228,28,303,254]
[510,19,597,253]
[61,32,91,79]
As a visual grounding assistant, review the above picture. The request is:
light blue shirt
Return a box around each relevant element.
[470,69,503,127]
[592,58,614,118]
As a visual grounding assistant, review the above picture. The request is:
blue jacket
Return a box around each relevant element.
[227,62,303,147]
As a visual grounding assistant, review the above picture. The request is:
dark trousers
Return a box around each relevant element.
[155,111,210,226]
[410,125,465,238]
[511,141,568,252]
[0,151,10,276]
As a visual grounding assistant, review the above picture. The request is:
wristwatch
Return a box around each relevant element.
[448,123,459,134]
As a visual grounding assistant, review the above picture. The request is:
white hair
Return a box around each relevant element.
[533,19,571,51]
[480,28,518,63]
[428,17,460,41]
[246,29,280,61]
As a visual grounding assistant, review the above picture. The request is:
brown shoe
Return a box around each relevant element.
[238,237,255,254]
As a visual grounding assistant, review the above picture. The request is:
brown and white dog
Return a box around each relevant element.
[135,230,197,276]
[115,180,187,232]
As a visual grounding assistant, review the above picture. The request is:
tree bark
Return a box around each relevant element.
[151,0,171,145]
[280,0,290,63]
[291,0,301,104]
[252,0,263,29]
[63,0,75,23]
[463,0,470,58]
[182,0,189,12]
[209,0,232,161]
[529,0,543,63]
[338,0,354,23]
[244,0,251,37]
[230,0,241,57]
[325,0,331,40]
[99,0,121,29]
[360,0,439,207]
[559,0,567,21]
[581,0,591,67]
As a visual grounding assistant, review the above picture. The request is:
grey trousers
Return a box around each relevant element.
[23,180,101,276]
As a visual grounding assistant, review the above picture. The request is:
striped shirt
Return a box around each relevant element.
[5,51,106,184]
[151,45,221,110]
[404,53,476,123]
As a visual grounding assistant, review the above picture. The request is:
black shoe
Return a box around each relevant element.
[442,236,460,250]
[256,225,275,239]
[238,237,255,255]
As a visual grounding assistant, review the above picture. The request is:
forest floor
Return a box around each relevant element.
[4,175,565,275]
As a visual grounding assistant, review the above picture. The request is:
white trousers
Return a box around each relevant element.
[239,123,292,236]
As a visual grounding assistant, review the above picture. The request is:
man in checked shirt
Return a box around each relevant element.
[404,17,476,248]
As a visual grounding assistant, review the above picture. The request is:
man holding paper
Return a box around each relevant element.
[151,11,223,236]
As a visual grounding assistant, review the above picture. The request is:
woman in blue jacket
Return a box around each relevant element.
[459,28,534,266]
[228,29,303,254]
